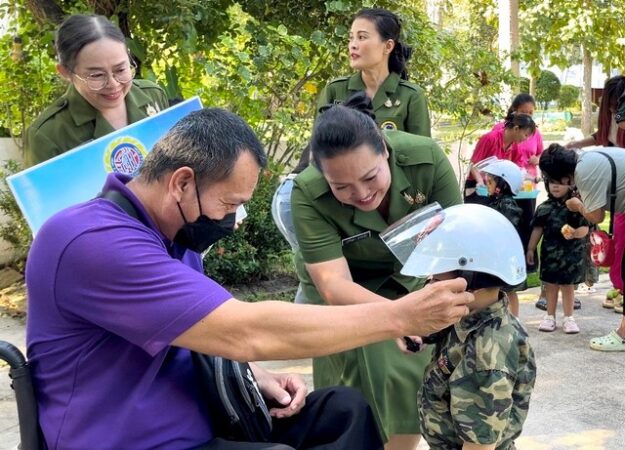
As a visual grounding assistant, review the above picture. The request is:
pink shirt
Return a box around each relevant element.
[468,126,518,181]
[493,122,543,178]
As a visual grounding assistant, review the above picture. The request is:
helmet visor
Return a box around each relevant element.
[380,202,444,265]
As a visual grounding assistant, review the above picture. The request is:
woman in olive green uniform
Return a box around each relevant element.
[291,93,461,450]
[318,8,430,136]
[25,14,168,167]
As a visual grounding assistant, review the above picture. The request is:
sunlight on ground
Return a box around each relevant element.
[417,429,616,449]
[517,429,615,449]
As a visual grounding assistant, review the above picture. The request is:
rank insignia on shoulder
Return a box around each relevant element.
[380,121,397,130]
[384,98,393,108]
[146,104,159,116]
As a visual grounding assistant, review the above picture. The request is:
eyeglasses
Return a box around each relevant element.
[72,63,136,91]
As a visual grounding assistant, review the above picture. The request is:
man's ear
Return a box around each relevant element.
[169,167,195,202]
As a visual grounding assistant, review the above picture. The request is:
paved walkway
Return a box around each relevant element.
[2,275,624,449]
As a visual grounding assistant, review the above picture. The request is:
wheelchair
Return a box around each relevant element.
[0,340,42,450]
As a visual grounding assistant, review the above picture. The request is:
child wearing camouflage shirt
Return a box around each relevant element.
[383,203,536,450]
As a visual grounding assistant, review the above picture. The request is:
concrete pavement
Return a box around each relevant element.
[1,275,624,449]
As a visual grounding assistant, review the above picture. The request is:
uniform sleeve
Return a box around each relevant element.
[24,125,62,167]
[450,370,515,445]
[154,87,169,111]
[316,83,334,115]
[406,88,431,137]
[291,181,345,264]
[429,143,463,208]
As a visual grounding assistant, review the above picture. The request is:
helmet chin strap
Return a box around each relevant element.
[457,270,506,291]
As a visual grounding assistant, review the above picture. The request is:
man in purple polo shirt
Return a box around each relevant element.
[26,108,473,449]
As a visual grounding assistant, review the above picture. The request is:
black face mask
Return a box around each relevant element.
[173,182,236,253]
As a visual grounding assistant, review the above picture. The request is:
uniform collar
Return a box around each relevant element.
[454,294,508,343]
[347,72,402,111]
[66,81,154,136]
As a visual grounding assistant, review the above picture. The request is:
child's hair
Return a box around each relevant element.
[507,93,536,116]
[539,143,577,182]
[487,174,514,197]
[503,111,536,134]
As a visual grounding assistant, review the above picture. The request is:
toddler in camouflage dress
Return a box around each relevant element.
[526,177,590,334]
[383,203,536,450]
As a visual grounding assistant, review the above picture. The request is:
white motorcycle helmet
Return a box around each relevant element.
[381,202,526,287]
[480,159,523,195]
[271,176,299,250]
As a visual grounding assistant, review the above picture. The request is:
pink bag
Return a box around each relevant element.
[589,151,617,268]
[590,229,615,267]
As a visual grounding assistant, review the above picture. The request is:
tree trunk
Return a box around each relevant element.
[529,76,536,97]
[498,0,519,105]
[581,45,593,136]
[509,0,520,80]
[25,0,65,24]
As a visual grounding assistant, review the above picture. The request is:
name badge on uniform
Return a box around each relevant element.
[341,230,371,246]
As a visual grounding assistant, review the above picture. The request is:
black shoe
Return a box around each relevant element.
[574,297,581,310]
[535,297,547,310]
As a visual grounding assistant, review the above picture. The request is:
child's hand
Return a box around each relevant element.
[561,224,575,240]
[526,250,535,266]
[396,336,425,354]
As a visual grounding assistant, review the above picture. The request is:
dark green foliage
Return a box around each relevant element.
[558,84,580,109]
[535,70,561,110]
[0,160,32,271]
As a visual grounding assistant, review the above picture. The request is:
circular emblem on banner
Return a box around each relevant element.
[380,121,397,130]
[104,137,147,176]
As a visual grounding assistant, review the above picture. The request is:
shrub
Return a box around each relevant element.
[202,164,292,285]
[536,70,561,110]
[0,160,32,271]
[559,84,580,109]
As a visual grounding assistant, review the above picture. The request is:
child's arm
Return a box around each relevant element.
[463,443,496,450]
[564,225,589,240]
[526,227,543,266]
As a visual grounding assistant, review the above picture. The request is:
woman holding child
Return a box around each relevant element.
[291,92,461,450]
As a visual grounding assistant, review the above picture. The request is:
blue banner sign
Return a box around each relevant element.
[8,97,203,235]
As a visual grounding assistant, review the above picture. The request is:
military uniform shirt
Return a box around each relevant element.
[25,79,168,167]
[419,296,536,450]
[291,129,461,440]
[292,130,461,303]
[317,72,431,136]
